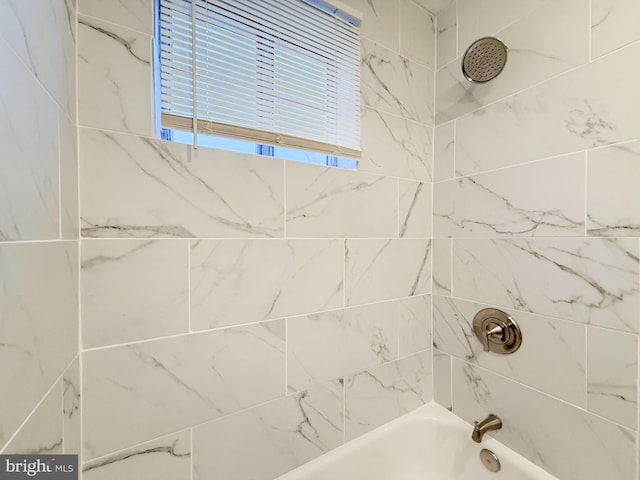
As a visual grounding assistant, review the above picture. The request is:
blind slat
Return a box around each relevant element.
[159,0,361,158]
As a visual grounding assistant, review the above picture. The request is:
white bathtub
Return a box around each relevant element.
[276,402,558,480]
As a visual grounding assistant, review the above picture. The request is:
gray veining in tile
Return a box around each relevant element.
[83,431,190,480]
[453,238,639,333]
[80,129,284,238]
[190,239,343,330]
[83,320,285,460]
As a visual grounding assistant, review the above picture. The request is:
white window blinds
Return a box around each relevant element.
[158,0,361,158]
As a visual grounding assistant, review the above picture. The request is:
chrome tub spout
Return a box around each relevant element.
[472,414,502,443]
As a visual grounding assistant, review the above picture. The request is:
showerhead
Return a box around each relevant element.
[461,37,508,83]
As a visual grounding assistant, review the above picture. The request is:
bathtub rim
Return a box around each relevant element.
[274,400,558,480]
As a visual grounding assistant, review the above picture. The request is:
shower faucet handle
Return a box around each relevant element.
[473,308,522,355]
[482,324,506,352]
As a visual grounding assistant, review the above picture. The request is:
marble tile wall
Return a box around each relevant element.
[434,1,640,479]
[76,1,435,479]
[6,1,639,479]
[0,0,80,465]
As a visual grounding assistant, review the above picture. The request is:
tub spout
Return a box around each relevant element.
[472,414,502,443]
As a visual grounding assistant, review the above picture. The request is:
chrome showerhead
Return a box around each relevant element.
[462,37,508,83]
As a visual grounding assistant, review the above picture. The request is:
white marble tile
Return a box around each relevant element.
[285,161,397,238]
[0,37,59,241]
[345,239,431,306]
[437,0,589,123]
[456,42,640,175]
[79,0,153,34]
[588,141,640,236]
[436,0,457,68]
[399,180,432,238]
[344,351,433,440]
[398,295,432,356]
[60,111,79,240]
[190,239,343,331]
[4,381,63,455]
[82,320,285,460]
[434,154,586,237]
[83,431,190,480]
[81,239,189,348]
[432,239,452,295]
[592,0,640,59]
[452,360,637,480]
[78,16,152,135]
[400,0,436,69]
[433,121,455,182]
[433,296,586,405]
[359,107,433,181]
[80,128,284,238]
[193,381,343,480]
[433,349,452,409]
[587,327,638,429]
[0,241,78,451]
[340,0,399,50]
[287,302,399,392]
[0,0,76,118]
[361,39,434,125]
[63,358,81,455]
[453,238,640,333]
[456,0,547,57]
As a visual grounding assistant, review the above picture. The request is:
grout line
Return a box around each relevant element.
[449,352,453,410]
[0,35,74,124]
[83,371,371,467]
[584,325,589,411]
[342,240,347,308]
[78,236,436,242]
[452,119,457,179]
[397,0,402,58]
[438,35,640,128]
[448,238,453,296]
[0,239,79,245]
[0,355,78,455]
[284,318,288,395]
[76,230,640,241]
[588,0,593,62]
[454,0,459,59]
[79,277,634,355]
[396,178,400,238]
[342,375,347,445]
[283,161,287,238]
[187,240,192,333]
[430,291,639,336]
[360,105,435,130]
[396,300,401,360]
[76,11,151,36]
[60,381,66,454]
[636,329,640,479]
[430,181,435,294]
[430,319,435,402]
[433,7,438,71]
[457,359,637,432]
[75,1,83,467]
[80,294,429,353]
[58,118,63,240]
[584,151,589,236]
[434,136,640,183]
[190,428,194,480]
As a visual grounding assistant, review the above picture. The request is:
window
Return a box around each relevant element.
[157,0,361,169]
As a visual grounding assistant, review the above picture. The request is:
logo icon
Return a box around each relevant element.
[0,455,77,479]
